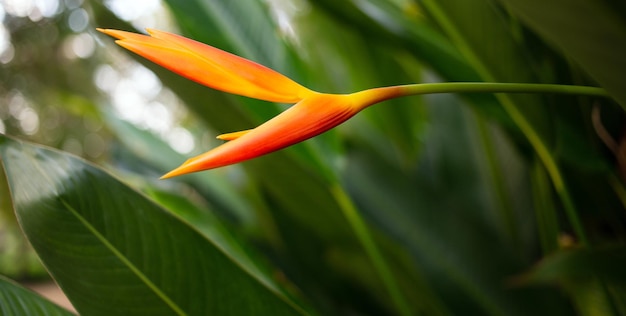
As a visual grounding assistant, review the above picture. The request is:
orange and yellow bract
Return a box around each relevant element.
[98,28,404,178]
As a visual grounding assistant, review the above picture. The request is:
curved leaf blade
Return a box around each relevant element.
[420,0,553,144]
[0,135,307,316]
[514,247,626,315]
[517,247,626,284]
[0,275,73,316]
[493,0,626,109]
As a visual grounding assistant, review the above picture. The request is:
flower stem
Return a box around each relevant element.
[355,82,609,108]
[331,185,412,316]
[394,82,609,98]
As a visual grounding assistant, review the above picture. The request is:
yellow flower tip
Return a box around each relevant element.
[159,156,202,179]
[216,129,252,141]
[97,28,135,40]
[160,167,185,179]
[159,171,176,180]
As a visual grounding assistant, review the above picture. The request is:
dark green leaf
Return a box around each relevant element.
[0,135,308,316]
[420,0,553,147]
[0,275,73,316]
[493,0,626,109]
[515,247,626,315]
[516,246,626,284]
[144,187,289,297]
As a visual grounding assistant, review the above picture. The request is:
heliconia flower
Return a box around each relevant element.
[98,28,406,178]
[98,29,608,178]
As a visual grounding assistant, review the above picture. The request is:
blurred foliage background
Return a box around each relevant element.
[1,0,626,315]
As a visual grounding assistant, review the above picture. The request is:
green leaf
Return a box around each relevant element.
[492,0,626,109]
[517,247,626,284]
[0,135,308,316]
[144,187,287,297]
[420,0,553,144]
[515,247,626,316]
[309,0,476,81]
[0,275,73,316]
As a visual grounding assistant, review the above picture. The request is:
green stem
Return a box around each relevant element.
[396,82,609,98]
[355,82,609,106]
[331,185,412,316]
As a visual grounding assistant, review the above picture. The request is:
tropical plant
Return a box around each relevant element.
[1,0,625,315]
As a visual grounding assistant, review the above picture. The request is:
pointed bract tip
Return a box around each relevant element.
[160,166,187,179]
[160,156,206,179]
[159,171,176,180]
[96,28,120,37]
[216,129,252,141]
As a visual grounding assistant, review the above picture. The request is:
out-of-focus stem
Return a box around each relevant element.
[356,82,609,104]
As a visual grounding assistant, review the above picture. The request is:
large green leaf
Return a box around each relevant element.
[0,135,308,316]
[492,0,626,109]
[144,187,288,296]
[0,275,73,316]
